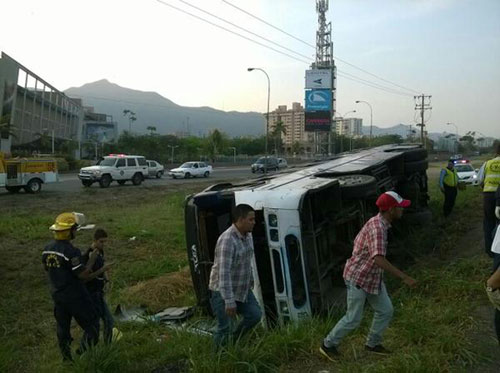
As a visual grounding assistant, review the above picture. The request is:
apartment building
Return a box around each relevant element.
[334,117,363,136]
[268,102,314,154]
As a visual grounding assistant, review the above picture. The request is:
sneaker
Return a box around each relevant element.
[319,342,340,361]
[365,344,391,355]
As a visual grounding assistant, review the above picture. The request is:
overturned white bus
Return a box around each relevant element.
[185,144,429,325]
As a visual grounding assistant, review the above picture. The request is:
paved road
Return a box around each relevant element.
[0,166,273,195]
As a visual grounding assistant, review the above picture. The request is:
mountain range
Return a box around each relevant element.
[65,80,453,140]
[65,79,265,137]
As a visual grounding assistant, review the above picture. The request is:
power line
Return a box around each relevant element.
[337,71,413,97]
[156,0,415,97]
[155,0,310,64]
[221,0,316,49]
[175,0,313,61]
[222,0,422,95]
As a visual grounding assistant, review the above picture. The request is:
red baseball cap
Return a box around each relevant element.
[376,191,411,211]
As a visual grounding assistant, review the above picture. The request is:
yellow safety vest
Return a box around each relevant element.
[443,168,458,187]
[483,158,500,192]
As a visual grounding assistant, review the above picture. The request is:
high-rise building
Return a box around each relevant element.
[268,102,314,154]
[334,117,363,136]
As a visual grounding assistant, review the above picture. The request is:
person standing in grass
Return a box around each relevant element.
[42,212,104,361]
[485,184,500,345]
[439,159,459,217]
[82,228,114,344]
[319,192,417,361]
[478,141,500,257]
[208,204,262,348]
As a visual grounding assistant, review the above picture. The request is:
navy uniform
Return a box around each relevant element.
[42,213,99,361]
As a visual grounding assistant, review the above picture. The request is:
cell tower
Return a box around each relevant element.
[314,0,336,115]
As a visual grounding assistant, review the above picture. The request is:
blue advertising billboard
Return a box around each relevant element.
[305,89,332,111]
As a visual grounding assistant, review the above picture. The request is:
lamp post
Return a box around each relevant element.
[248,67,270,173]
[341,110,356,151]
[167,145,179,164]
[43,128,55,154]
[229,146,236,164]
[355,100,373,145]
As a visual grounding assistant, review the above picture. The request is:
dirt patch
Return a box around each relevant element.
[119,267,194,312]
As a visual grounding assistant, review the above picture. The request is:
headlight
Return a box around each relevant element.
[93,170,102,175]
[472,174,477,179]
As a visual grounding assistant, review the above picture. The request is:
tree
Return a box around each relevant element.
[291,141,301,156]
[147,126,157,135]
[123,109,137,133]
[0,114,16,140]
[270,121,286,156]
[206,129,227,163]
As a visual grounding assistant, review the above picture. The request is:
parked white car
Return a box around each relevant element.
[78,154,148,188]
[147,160,164,178]
[454,162,478,185]
[169,162,212,179]
[278,158,288,169]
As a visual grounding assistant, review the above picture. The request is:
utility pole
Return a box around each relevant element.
[414,94,432,148]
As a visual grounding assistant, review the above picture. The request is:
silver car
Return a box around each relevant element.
[147,160,165,178]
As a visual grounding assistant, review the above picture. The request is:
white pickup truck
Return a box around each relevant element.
[169,161,212,179]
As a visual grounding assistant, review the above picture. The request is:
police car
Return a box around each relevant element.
[78,154,148,188]
[453,159,478,185]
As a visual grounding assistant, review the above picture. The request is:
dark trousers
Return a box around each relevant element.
[483,192,497,257]
[443,184,457,217]
[209,290,262,347]
[90,292,114,343]
[54,298,99,361]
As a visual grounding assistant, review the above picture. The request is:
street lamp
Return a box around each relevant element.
[355,100,373,145]
[341,110,356,151]
[229,146,236,164]
[248,67,270,173]
[42,128,55,154]
[167,145,179,164]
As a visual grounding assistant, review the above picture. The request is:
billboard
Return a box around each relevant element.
[305,69,332,89]
[305,89,332,111]
[305,111,331,132]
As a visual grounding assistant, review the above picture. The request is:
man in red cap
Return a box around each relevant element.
[320,191,417,360]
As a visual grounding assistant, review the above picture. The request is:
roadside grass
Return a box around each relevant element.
[0,169,495,372]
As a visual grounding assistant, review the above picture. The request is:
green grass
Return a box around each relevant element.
[0,176,495,372]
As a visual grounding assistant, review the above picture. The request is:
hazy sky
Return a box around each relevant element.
[1,0,499,137]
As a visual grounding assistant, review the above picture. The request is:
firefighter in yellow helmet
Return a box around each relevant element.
[42,212,110,361]
[478,142,500,257]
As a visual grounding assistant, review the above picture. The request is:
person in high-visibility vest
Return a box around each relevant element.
[439,160,459,217]
[478,142,500,257]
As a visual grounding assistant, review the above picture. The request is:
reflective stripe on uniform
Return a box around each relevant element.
[42,251,69,261]
[72,264,83,271]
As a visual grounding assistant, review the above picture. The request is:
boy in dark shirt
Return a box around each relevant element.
[82,228,114,343]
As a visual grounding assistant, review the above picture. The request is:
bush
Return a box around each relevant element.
[66,159,93,171]
[55,158,69,172]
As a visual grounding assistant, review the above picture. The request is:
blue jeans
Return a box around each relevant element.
[209,290,262,347]
[324,281,394,348]
[92,292,114,343]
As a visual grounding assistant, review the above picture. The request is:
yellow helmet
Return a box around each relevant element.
[49,212,86,231]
